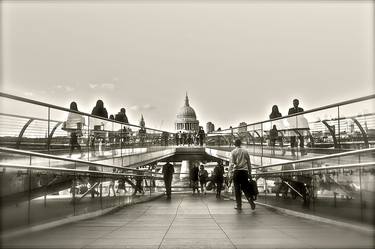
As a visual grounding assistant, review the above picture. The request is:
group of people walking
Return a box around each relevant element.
[163,138,257,210]
[175,127,206,146]
[189,163,225,199]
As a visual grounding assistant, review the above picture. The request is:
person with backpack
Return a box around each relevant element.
[229,139,255,210]
[213,161,225,199]
[198,164,209,195]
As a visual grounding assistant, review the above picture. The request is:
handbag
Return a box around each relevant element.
[249,179,259,196]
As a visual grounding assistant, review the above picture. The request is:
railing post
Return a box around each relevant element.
[261,123,264,167]
[73,163,76,216]
[47,107,50,152]
[149,176,152,197]
[337,105,341,152]
[358,154,364,222]
[87,117,90,161]
[27,168,32,225]
[100,174,103,210]
[312,161,315,212]
[264,177,267,204]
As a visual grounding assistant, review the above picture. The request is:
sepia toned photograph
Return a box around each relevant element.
[0,0,374,248]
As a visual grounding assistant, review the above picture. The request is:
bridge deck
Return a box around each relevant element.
[2,194,373,249]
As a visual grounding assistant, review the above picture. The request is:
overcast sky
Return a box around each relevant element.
[1,1,374,131]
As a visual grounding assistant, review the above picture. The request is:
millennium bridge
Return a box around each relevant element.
[0,92,374,248]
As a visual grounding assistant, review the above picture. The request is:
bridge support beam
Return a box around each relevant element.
[180,160,190,179]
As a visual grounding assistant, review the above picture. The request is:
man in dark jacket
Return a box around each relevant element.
[198,127,205,146]
[91,100,108,118]
[162,161,174,199]
[190,164,200,194]
[288,99,304,149]
[213,161,225,199]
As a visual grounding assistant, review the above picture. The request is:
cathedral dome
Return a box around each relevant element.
[176,94,197,121]
[175,93,199,132]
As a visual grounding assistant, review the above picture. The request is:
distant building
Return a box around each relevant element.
[206,122,215,133]
[175,93,199,132]
[139,114,145,128]
[238,122,247,133]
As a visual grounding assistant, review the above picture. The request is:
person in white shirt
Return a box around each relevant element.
[65,102,85,158]
[229,139,255,210]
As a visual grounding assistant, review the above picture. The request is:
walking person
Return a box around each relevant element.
[269,125,278,156]
[178,131,183,146]
[198,165,208,195]
[269,105,285,155]
[175,133,179,146]
[198,127,205,146]
[182,132,187,146]
[213,161,225,199]
[162,161,174,199]
[108,168,116,197]
[187,133,192,146]
[91,100,108,156]
[65,102,85,158]
[229,139,255,210]
[190,164,200,194]
[134,168,145,195]
[288,99,305,155]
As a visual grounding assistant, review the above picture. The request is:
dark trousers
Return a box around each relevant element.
[199,138,204,146]
[164,176,172,197]
[233,170,252,207]
[290,136,304,148]
[216,179,223,197]
[135,180,143,193]
[70,132,82,155]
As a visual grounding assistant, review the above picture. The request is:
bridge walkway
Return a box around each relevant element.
[2,193,373,249]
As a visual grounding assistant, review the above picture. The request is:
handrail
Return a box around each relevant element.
[312,112,375,124]
[0,112,61,123]
[0,92,172,134]
[213,94,375,132]
[254,162,375,176]
[0,162,164,179]
[0,147,169,175]
[252,148,375,170]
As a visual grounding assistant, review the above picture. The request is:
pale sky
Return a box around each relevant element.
[1,1,374,132]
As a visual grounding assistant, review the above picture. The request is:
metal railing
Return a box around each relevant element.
[0,147,174,174]
[0,158,167,233]
[253,148,375,170]
[0,92,177,163]
[206,94,375,160]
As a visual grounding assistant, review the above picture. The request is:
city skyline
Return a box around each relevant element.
[1,1,374,131]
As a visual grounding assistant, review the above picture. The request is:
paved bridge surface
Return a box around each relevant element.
[2,193,373,249]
